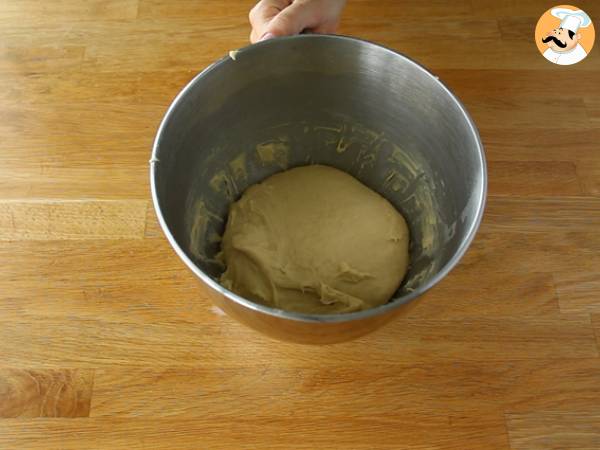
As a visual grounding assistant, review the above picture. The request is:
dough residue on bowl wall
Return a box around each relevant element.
[255,138,289,168]
[185,198,224,270]
[185,119,452,301]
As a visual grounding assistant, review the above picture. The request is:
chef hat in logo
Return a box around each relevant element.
[551,7,592,33]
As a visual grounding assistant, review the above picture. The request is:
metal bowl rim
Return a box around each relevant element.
[150,34,488,324]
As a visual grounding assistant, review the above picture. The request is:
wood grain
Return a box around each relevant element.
[461,229,600,273]
[0,166,150,199]
[586,97,600,124]
[0,1,139,21]
[592,315,600,349]
[1,0,600,448]
[0,415,510,450]
[487,161,583,196]
[556,273,600,315]
[506,411,600,450]
[90,359,600,417]
[0,315,596,369]
[484,196,600,232]
[0,369,93,418]
[0,200,147,240]
[577,161,600,196]
[481,128,600,162]
[0,69,193,105]
[0,46,85,74]
[413,270,560,319]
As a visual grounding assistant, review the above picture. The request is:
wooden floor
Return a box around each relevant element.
[1,0,600,448]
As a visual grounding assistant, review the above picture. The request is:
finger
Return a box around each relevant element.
[250,26,264,44]
[249,0,291,42]
[264,1,317,37]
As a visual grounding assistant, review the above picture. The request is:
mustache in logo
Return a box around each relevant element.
[542,35,567,48]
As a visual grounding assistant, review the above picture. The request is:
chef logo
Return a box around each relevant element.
[535,5,595,65]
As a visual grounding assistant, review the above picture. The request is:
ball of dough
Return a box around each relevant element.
[219,165,410,314]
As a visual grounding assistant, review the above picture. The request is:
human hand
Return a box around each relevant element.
[249,0,346,43]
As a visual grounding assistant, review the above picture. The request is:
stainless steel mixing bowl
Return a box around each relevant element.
[150,35,486,344]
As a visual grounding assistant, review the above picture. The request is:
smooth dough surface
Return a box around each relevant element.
[219,165,410,314]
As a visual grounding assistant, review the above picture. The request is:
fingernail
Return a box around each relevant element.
[259,32,275,42]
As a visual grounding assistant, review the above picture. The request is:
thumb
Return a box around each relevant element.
[264,2,315,38]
